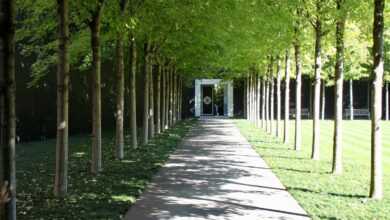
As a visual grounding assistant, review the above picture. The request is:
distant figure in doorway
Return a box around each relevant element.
[214,104,219,116]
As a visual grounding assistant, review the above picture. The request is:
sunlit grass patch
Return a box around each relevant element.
[235,119,390,220]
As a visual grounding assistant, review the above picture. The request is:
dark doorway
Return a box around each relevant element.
[202,85,213,115]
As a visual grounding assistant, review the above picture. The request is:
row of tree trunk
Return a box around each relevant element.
[245,0,385,200]
[1,2,186,219]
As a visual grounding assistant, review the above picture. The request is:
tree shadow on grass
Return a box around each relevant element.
[287,186,366,199]
[16,119,197,220]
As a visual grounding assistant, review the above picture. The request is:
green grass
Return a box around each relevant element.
[235,119,390,220]
[17,119,196,219]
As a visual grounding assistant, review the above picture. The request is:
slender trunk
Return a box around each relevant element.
[295,40,302,151]
[169,67,174,126]
[161,65,166,130]
[332,7,345,175]
[284,50,290,144]
[244,78,247,119]
[261,78,266,129]
[156,63,161,133]
[115,34,124,160]
[173,72,177,124]
[90,3,103,174]
[54,0,69,196]
[321,80,325,120]
[349,79,354,120]
[386,82,389,121]
[166,66,171,128]
[312,19,322,161]
[249,73,252,121]
[178,76,182,120]
[265,76,270,133]
[148,57,154,138]
[276,58,282,138]
[130,38,137,147]
[142,42,150,144]
[270,73,275,135]
[0,0,16,218]
[370,0,384,200]
[257,75,261,127]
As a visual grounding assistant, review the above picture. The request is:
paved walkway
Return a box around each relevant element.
[125,119,310,220]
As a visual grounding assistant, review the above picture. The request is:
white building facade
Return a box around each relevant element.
[194,79,234,117]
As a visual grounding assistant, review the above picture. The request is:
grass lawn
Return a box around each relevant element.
[235,119,390,220]
[16,119,196,219]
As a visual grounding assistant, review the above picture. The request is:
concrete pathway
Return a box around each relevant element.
[125,119,310,220]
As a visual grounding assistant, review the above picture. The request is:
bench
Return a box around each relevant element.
[344,108,370,119]
[289,108,310,119]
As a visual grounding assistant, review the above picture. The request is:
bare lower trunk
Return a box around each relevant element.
[284,50,290,144]
[130,38,137,148]
[261,79,266,129]
[386,83,389,121]
[0,0,16,218]
[332,7,345,175]
[90,4,103,174]
[54,0,69,196]
[270,75,275,136]
[276,58,282,138]
[349,79,354,120]
[312,20,322,161]
[148,58,154,138]
[115,34,124,160]
[169,68,174,127]
[173,72,177,124]
[257,75,261,127]
[142,42,150,144]
[156,64,161,133]
[370,0,384,200]
[294,39,302,151]
[321,80,325,120]
[161,64,166,131]
[265,76,270,133]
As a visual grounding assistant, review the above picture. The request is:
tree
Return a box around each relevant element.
[284,50,291,144]
[332,0,346,175]
[294,28,303,151]
[114,0,128,160]
[89,0,105,174]
[54,0,70,196]
[129,37,138,148]
[369,0,384,200]
[0,0,16,218]
[276,56,282,138]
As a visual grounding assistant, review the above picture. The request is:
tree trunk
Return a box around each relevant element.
[284,50,290,144]
[261,78,266,129]
[332,6,345,175]
[321,80,325,120]
[89,3,103,174]
[130,38,137,148]
[294,39,302,151]
[276,58,282,138]
[173,72,177,124]
[115,34,124,160]
[0,0,16,218]
[265,75,270,133]
[169,67,174,126]
[156,63,161,133]
[166,66,171,128]
[349,79,354,120]
[386,82,389,121]
[161,65,166,130]
[270,71,275,136]
[257,74,261,127]
[311,19,322,161]
[54,0,69,197]
[148,57,154,138]
[142,42,150,144]
[370,0,384,200]
[249,73,252,122]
